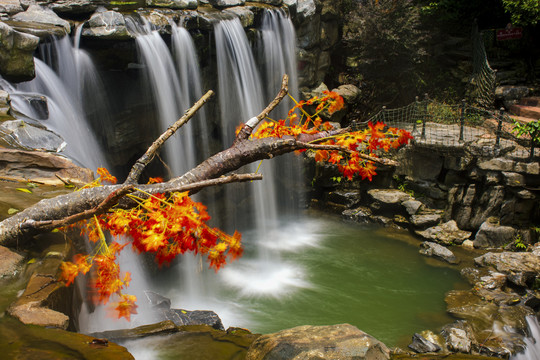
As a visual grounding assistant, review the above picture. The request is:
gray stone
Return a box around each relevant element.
[297,48,318,86]
[208,0,245,8]
[342,206,372,224]
[283,0,297,13]
[495,85,529,101]
[326,190,361,208]
[20,0,104,16]
[501,171,525,187]
[0,245,23,277]
[368,189,410,205]
[245,324,390,360]
[419,241,459,264]
[408,332,441,353]
[516,189,535,199]
[415,220,471,245]
[0,120,65,152]
[474,220,517,248]
[444,156,472,171]
[402,199,423,215]
[146,0,197,9]
[500,199,535,227]
[477,272,507,290]
[90,320,178,341]
[8,92,48,120]
[333,84,361,104]
[13,5,71,34]
[0,0,23,15]
[444,328,472,353]
[410,214,441,228]
[83,10,131,40]
[247,0,282,5]
[0,21,39,81]
[485,171,500,184]
[461,240,474,249]
[0,148,94,186]
[296,12,320,49]
[475,251,540,286]
[296,0,317,22]
[223,6,254,27]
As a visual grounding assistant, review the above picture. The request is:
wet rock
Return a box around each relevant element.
[246,324,390,360]
[334,84,361,104]
[410,213,441,228]
[460,267,483,285]
[478,272,507,290]
[146,0,198,9]
[296,0,317,22]
[368,189,410,205]
[408,332,441,353]
[402,199,423,215]
[419,241,459,264]
[462,240,475,249]
[0,148,94,186]
[0,245,24,277]
[474,219,517,249]
[20,0,105,16]
[82,10,132,40]
[0,316,134,359]
[8,92,48,120]
[342,206,372,223]
[0,120,65,152]
[325,189,361,208]
[0,0,23,15]
[474,251,540,287]
[0,21,39,82]
[248,0,282,5]
[445,290,499,330]
[143,291,225,330]
[415,220,471,245]
[442,327,472,353]
[208,0,245,8]
[12,5,71,34]
[223,6,254,27]
[90,320,179,341]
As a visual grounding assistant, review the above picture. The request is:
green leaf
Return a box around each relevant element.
[7,208,19,215]
[26,183,38,188]
[64,184,75,189]
[16,188,33,194]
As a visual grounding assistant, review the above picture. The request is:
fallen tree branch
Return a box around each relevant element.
[125,90,215,184]
[234,74,289,144]
[21,185,135,231]
[1,173,263,247]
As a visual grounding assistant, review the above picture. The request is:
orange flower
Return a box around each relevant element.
[96,167,117,184]
[113,294,138,321]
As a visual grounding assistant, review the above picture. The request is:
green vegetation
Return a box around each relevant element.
[512,119,539,158]
[501,0,540,26]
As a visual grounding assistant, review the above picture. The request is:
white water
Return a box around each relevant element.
[512,316,540,360]
[5,35,108,170]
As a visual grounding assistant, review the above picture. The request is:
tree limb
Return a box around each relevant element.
[234,74,289,144]
[296,142,398,166]
[125,90,215,184]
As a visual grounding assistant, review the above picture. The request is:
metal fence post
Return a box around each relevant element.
[413,96,419,133]
[459,99,466,143]
[495,107,504,147]
[421,93,428,140]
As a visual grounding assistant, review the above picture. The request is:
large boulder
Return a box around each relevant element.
[82,10,132,40]
[0,245,24,277]
[415,220,471,245]
[12,5,71,34]
[419,241,459,264]
[146,0,198,9]
[0,148,94,185]
[0,0,24,15]
[0,120,65,152]
[474,219,517,248]
[474,251,540,287]
[245,324,390,360]
[208,0,245,8]
[20,0,105,16]
[0,21,39,82]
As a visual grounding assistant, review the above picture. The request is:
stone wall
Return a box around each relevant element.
[311,142,540,250]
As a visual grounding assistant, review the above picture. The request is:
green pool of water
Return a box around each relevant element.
[223,214,464,348]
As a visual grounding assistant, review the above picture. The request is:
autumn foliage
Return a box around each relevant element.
[59,91,412,320]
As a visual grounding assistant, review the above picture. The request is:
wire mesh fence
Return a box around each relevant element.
[350,98,536,161]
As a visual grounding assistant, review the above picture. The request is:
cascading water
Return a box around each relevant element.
[4,35,107,170]
[511,316,540,360]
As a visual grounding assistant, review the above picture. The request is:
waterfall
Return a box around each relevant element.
[6,34,108,171]
[512,316,540,360]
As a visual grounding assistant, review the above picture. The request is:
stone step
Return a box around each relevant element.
[509,104,540,119]
[520,96,540,107]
